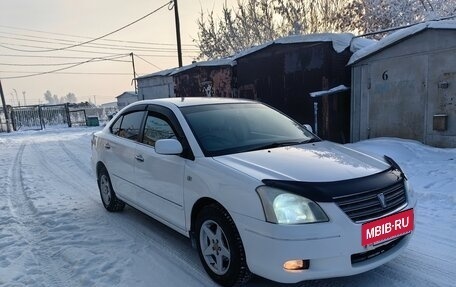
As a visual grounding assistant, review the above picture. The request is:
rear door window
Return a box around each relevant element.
[117,111,145,141]
[110,116,122,136]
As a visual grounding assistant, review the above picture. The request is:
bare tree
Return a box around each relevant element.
[335,0,455,38]
[196,0,346,59]
[44,90,58,105]
[274,0,345,35]
[63,92,78,103]
[196,0,455,58]
[44,91,78,104]
[196,0,279,59]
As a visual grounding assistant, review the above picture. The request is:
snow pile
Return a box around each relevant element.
[0,129,454,286]
[309,85,350,97]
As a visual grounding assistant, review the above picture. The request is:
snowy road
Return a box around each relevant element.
[0,128,454,287]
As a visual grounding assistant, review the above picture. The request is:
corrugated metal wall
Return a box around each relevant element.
[174,66,233,98]
[236,42,352,143]
[351,29,456,147]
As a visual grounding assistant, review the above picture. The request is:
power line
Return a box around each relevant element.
[0,25,196,47]
[0,54,127,60]
[0,33,200,52]
[0,71,131,75]
[0,1,173,53]
[0,54,129,80]
[0,58,130,67]
[0,40,199,54]
[134,54,162,70]
[0,52,196,59]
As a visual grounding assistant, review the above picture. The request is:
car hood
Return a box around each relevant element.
[213,141,390,182]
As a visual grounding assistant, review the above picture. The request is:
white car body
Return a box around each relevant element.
[91,97,416,284]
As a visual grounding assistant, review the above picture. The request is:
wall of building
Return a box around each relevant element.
[137,76,174,100]
[116,93,138,109]
[174,67,232,98]
[351,29,456,147]
[236,42,352,143]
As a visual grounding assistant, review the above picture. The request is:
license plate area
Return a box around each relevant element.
[361,209,414,246]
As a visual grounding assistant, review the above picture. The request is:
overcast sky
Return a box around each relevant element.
[0,0,236,105]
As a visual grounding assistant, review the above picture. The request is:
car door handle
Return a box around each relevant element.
[135,155,144,162]
[104,143,111,149]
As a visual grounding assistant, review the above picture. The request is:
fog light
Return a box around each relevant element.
[283,259,309,271]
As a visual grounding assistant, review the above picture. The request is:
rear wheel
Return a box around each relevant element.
[195,204,251,286]
[98,166,125,212]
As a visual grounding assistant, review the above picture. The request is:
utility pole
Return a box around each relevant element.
[173,0,183,67]
[22,91,26,106]
[0,80,11,132]
[13,89,20,106]
[130,52,138,95]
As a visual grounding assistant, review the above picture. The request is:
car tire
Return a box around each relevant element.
[97,166,125,212]
[195,204,251,287]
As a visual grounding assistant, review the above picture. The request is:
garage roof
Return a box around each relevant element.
[348,20,456,65]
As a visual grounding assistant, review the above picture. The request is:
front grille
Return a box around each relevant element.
[334,180,407,222]
[351,236,405,264]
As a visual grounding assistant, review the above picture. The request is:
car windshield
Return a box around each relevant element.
[180,103,319,157]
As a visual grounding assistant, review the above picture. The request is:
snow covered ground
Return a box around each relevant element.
[0,128,454,287]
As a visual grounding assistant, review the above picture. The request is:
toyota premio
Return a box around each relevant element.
[91,97,416,286]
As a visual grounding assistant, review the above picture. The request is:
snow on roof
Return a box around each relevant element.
[169,57,235,75]
[115,91,136,98]
[137,33,378,79]
[234,33,361,60]
[136,67,178,79]
[350,37,377,53]
[348,20,456,65]
[309,85,350,98]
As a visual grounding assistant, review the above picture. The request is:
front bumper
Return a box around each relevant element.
[231,202,415,283]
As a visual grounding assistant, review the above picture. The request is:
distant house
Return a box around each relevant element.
[100,102,117,108]
[349,20,456,147]
[137,68,177,100]
[233,33,370,143]
[116,91,138,109]
[172,58,234,98]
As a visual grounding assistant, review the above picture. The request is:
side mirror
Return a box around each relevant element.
[303,124,313,133]
[155,139,183,155]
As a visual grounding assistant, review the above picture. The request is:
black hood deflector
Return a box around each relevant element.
[262,166,404,203]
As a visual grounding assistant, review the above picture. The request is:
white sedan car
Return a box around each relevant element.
[91,97,416,286]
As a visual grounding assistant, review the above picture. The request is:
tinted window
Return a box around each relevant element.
[181,103,317,156]
[142,115,176,147]
[118,111,145,141]
[110,117,122,136]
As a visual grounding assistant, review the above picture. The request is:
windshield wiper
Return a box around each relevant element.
[298,138,321,144]
[245,138,321,152]
[246,141,303,152]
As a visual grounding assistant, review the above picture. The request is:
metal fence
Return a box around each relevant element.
[69,109,87,126]
[0,104,118,132]
[10,104,70,131]
[0,111,7,132]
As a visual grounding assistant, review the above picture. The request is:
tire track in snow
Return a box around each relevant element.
[59,140,93,177]
[5,142,72,287]
[34,140,215,286]
[59,140,215,285]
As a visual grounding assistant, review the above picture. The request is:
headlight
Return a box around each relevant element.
[256,186,329,224]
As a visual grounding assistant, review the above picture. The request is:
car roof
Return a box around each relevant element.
[132,97,255,108]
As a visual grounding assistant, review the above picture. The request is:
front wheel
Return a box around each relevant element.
[97,166,125,212]
[195,204,251,286]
